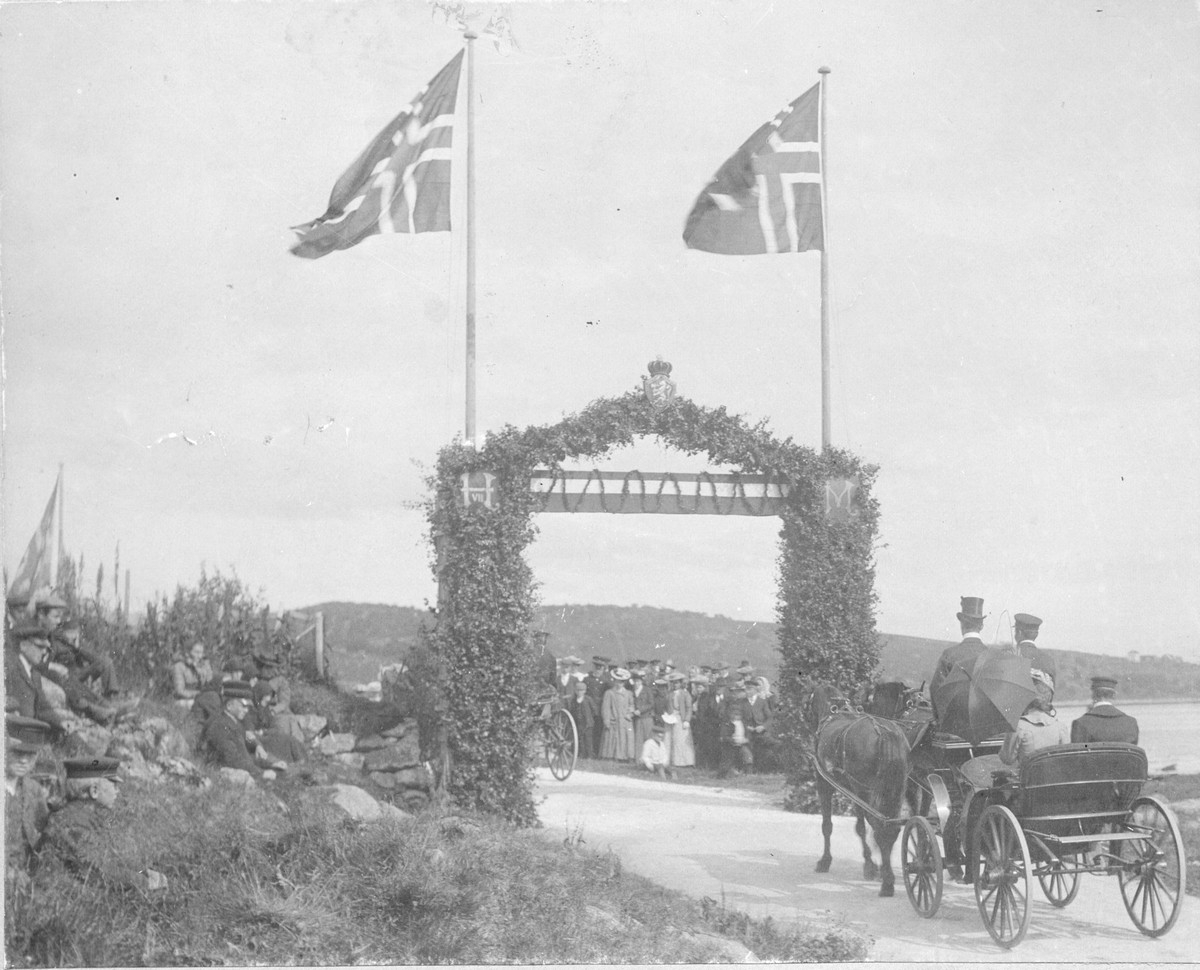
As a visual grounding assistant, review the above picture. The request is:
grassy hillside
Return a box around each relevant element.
[306,602,1200,703]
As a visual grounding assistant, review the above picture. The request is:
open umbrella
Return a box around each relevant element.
[932,649,1037,743]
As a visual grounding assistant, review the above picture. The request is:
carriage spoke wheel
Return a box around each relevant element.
[902,816,943,918]
[1116,796,1186,937]
[545,708,578,781]
[973,805,1033,949]
[1038,858,1081,908]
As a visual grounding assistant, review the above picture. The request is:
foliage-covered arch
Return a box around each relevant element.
[423,387,880,825]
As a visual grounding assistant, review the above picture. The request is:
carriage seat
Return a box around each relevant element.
[1015,742,1147,838]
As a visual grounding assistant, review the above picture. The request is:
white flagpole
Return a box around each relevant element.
[818,67,832,451]
[464,31,478,447]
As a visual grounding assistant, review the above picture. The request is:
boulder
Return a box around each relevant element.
[66,724,114,756]
[381,719,417,739]
[354,733,391,752]
[291,714,327,741]
[333,752,366,770]
[219,767,256,787]
[316,732,357,756]
[363,736,421,771]
[377,802,411,823]
[389,766,431,790]
[368,771,398,790]
[683,932,759,963]
[324,784,382,822]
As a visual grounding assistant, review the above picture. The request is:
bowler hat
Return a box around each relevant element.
[956,596,986,621]
[63,756,121,780]
[1091,676,1119,691]
[1014,613,1042,629]
[222,680,255,700]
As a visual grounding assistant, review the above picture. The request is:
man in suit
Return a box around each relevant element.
[1071,676,1139,744]
[1013,613,1057,694]
[201,681,279,781]
[565,678,598,759]
[4,625,65,739]
[930,596,989,723]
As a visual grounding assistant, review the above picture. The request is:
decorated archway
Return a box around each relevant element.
[420,363,880,824]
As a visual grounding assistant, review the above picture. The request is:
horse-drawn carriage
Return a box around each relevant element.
[800,677,1186,950]
[899,736,1185,947]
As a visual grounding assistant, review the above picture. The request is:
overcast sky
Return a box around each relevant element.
[2,0,1197,661]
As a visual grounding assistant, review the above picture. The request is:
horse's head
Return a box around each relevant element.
[862,681,908,718]
[796,678,852,734]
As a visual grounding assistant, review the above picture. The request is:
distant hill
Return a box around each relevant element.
[301,602,1200,703]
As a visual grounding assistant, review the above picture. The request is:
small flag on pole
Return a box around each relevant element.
[683,82,823,255]
[7,472,60,609]
[291,50,464,259]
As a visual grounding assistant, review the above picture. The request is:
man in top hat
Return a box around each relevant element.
[201,681,280,781]
[930,596,989,724]
[4,623,66,739]
[6,716,54,883]
[1071,677,1139,744]
[1013,613,1057,693]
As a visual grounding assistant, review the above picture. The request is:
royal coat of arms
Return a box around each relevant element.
[642,358,676,408]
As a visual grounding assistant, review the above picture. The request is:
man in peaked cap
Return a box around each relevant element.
[201,680,278,781]
[1013,613,1058,694]
[4,623,66,739]
[6,717,55,870]
[930,596,989,724]
[1071,677,1139,744]
[42,756,124,876]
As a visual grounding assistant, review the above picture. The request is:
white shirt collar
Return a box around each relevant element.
[962,631,982,641]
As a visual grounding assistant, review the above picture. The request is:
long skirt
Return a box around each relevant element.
[669,721,695,767]
[599,720,634,761]
[633,714,654,757]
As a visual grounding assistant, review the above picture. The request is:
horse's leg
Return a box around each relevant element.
[873,819,898,897]
[815,776,833,873]
[855,811,879,880]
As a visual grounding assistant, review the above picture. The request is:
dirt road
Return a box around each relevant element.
[535,767,1196,963]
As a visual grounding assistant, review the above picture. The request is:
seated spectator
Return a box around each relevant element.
[48,621,124,699]
[172,641,216,706]
[1000,676,1069,767]
[201,681,280,781]
[43,757,123,875]
[640,724,673,779]
[5,625,66,739]
[6,716,54,886]
[245,681,307,764]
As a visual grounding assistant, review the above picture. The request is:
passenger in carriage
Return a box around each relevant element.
[929,596,988,725]
[998,672,1069,767]
[1071,676,1139,744]
[1013,612,1057,694]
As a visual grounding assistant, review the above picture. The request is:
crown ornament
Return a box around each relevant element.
[642,358,677,408]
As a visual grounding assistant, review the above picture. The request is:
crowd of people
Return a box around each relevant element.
[548,654,778,779]
[5,590,310,900]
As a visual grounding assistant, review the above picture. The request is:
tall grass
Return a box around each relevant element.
[8,773,868,966]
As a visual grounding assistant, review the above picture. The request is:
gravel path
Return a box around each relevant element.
[536,766,1197,963]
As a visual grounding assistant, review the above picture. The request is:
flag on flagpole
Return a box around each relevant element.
[683,82,823,255]
[291,50,464,259]
[7,472,60,608]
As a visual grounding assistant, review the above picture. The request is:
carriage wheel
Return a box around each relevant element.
[973,805,1033,949]
[901,816,943,918]
[1116,795,1186,937]
[1038,858,1081,908]
[545,709,578,781]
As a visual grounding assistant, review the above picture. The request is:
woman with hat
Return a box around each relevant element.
[599,668,634,761]
[630,670,656,756]
[666,671,695,768]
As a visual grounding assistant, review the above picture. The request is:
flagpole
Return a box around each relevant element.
[464,31,478,448]
[55,463,64,589]
[818,67,831,452]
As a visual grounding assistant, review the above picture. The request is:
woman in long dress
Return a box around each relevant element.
[599,669,634,761]
[630,672,656,756]
[667,673,695,767]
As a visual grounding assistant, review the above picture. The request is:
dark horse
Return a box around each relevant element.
[861,680,936,818]
[797,680,911,897]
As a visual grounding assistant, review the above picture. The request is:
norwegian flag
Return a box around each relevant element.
[7,473,61,611]
[291,50,463,259]
[683,82,823,255]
